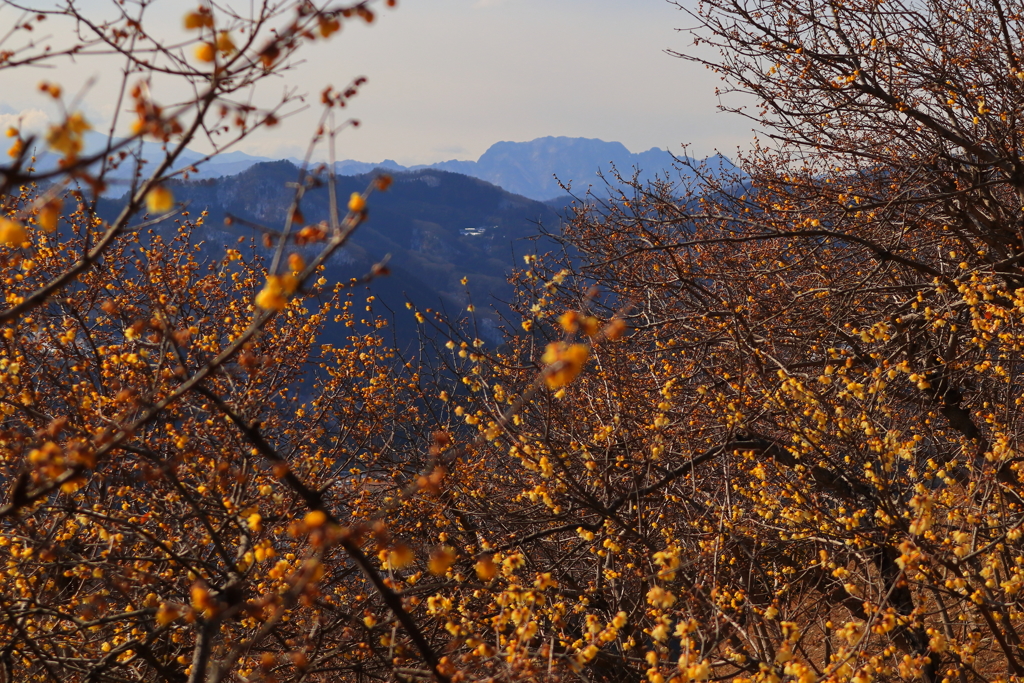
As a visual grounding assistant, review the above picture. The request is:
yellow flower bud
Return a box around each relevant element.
[541,342,590,389]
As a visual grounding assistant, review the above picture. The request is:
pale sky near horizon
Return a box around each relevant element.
[0,0,753,166]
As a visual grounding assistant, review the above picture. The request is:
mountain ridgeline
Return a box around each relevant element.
[336,136,735,202]
[44,133,731,202]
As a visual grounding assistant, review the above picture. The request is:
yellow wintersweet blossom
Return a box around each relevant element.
[304,510,327,528]
[541,342,589,389]
[387,544,414,569]
[183,9,214,29]
[216,32,236,54]
[39,81,62,98]
[605,317,627,340]
[155,603,181,626]
[46,112,90,159]
[0,219,26,246]
[428,547,456,575]
[38,199,62,233]
[194,43,216,63]
[534,572,558,590]
[646,585,676,608]
[146,186,174,214]
[319,16,341,38]
[7,137,23,159]
[686,660,712,681]
[501,553,525,574]
[255,273,299,311]
[190,584,214,613]
[348,192,366,213]
[475,555,497,581]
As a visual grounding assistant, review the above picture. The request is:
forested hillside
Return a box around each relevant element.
[102,161,563,348]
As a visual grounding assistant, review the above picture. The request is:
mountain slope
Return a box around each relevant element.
[107,161,563,347]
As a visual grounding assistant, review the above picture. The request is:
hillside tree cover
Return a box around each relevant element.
[4,0,1024,683]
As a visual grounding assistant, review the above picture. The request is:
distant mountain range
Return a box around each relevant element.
[334,136,735,201]
[29,133,733,203]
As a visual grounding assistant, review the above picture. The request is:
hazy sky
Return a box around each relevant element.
[1,0,753,165]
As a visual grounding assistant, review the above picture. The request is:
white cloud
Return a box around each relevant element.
[0,108,50,135]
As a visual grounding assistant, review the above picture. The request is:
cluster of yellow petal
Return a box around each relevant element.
[255,273,299,310]
[0,218,27,246]
[37,199,62,233]
[45,111,90,160]
[541,342,589,389]
[183,8,214,30]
